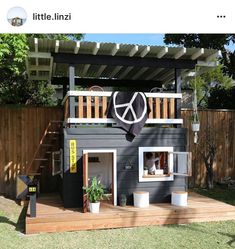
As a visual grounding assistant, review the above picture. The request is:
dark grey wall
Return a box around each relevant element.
[62,127,187,208]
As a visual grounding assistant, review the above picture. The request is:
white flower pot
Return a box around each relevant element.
[191,122,200,132]
[143,170,148,176]
[89,202,100,213]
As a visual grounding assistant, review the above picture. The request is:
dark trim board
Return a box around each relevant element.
[52,77,162,89]
[52,53,197,69]
[65,127,187,135]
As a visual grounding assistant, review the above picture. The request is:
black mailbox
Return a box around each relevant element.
[28,181,37,195]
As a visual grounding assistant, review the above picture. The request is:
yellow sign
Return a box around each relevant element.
[28,187,36,192]
[69,140,77,173]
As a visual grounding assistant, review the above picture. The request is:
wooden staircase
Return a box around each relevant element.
[26,121,63,193]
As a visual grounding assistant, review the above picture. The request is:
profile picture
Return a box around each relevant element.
[7,7,27,27]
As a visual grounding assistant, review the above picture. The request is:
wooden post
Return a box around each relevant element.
[175,68,182,126]
[30,193,36,217]
[69,66,75,119]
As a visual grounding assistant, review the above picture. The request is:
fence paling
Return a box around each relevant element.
[0,107,63,198]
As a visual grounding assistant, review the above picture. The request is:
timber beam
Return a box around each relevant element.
[52,53,197,69]
[51,77,162,88]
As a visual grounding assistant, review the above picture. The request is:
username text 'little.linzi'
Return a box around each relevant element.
[33,13,72,21]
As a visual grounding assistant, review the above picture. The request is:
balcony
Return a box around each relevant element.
[62,91,183,125]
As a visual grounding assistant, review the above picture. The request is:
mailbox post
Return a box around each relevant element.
[28,181,37,217]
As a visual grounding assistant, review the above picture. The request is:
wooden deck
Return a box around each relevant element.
[25,192,235,234]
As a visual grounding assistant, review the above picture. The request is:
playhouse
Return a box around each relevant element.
[25,38,220,211]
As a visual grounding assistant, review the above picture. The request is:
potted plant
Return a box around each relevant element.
[83,177,104,213]
[119,194,127,207]
[191,112,200,132]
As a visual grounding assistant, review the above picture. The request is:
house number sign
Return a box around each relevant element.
[69,140,77,173]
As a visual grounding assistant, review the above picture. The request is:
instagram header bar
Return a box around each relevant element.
[1,0,235,33]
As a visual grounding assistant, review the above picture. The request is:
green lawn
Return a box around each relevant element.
[0,190,235,249]
[194,185,235,206]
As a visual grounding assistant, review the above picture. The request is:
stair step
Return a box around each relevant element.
[46,150,60,154]
[46,137,59,141]
[35,158,48,161]
[39,165,46,168]
[27,173,41,176]
[47,131,60,134]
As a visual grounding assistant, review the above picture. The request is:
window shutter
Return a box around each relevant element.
[169,152,192,177]
[52,149,63,176]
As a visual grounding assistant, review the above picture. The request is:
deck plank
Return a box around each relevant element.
[25,192,235,234]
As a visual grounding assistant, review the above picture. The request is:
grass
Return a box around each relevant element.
[194,185,235,206]
[1,189,235,249]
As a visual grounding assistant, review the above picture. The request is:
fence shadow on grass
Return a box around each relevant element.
[0,216,16,227]
[219,232,235,247]
[0,206,27,233]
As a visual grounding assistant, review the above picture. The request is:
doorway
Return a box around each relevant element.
[83,149,117,211]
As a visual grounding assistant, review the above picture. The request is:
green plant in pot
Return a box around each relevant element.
[83,177,105,213]
[119,194,127,207]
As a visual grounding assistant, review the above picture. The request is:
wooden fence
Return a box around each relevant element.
[182,109,235,187]
[0,106,63,198]
[0,106,234,198]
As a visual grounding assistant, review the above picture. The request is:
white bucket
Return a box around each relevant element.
[89,202,100,213]
[171,191,188,207]
[134,191,149,208]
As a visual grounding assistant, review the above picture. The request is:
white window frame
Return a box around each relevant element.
[139,147,174,182]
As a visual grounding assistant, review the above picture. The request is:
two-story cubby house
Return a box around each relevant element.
[25,38,220,211]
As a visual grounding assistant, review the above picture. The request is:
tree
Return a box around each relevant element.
[27,34,83,41]
[164,34,235,78]
[0,34,28,77]
[197,129,217,189]
[164,34,234,108]
[0,78,56,105]
[188,64,233,108]
[207,87,235,109]
[0,34,83,105]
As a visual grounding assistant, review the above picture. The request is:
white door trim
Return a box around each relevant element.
[83,149,117,206]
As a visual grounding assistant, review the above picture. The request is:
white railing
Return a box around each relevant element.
[62,91,183,125]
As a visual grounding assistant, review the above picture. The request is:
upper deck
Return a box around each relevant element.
[62,90,183,125]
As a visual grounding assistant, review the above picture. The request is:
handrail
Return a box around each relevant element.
[67,118,183,124]
[62,90,182,105]
[26,121,62,175]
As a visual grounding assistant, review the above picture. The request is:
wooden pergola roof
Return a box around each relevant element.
[27,38,221,86]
